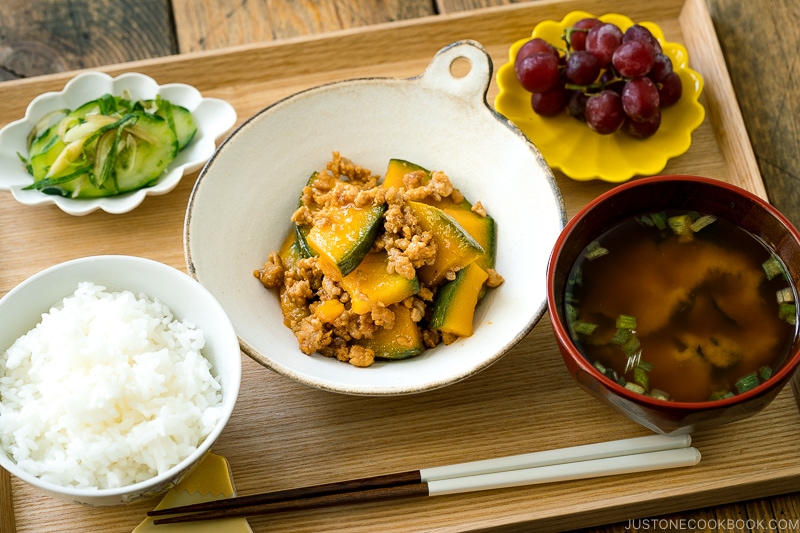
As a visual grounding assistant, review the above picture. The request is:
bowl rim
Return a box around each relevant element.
[0,255,241,500]
[547,174,800,411]
[184,40,566,396]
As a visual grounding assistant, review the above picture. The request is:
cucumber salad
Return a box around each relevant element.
[22,94,197,198]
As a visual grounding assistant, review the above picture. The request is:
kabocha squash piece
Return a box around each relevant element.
[408,201,485,286]
[294,171,321,258]
[360,304,424,360]
[442,206,496,271]
[341,250,420,314]
[278,231,304,271]
[430,261,489,337]
[314,299,345,323]
[382,159,495,270]
[382,158,430,189]
[306,202,387,279]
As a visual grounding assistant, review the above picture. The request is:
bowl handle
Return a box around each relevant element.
[419,40,492,105]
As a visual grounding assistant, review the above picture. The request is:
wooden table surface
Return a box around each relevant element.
[1,1,799,532]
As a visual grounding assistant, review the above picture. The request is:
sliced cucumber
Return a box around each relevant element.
[22,93,196,199]
[141,98,197,150]
[26,112,178,198]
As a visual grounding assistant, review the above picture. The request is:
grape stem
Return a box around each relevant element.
[565,75,625,95]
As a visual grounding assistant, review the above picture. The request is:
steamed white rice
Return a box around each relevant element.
[0,282,223,490]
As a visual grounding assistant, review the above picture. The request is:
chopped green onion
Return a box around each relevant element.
[668,214,694,241]
[637,360,654,372]
[638,214,655,227]
[611,328,633,345]
[690,214,717,232]
[650,388,670,401]
[777,287,795,304]
[593,360,607,374]
[565,291,579,304]
[616,314,637,330]
[650,212,668,230]
[600,366,623,385]
[709,390,735,401]
[763,255,784,280]
[624,382,646,394]
[571,320,598,336]
[633,366,649,391]
[735,372,760,394]
[759,366,773,381]
[567,267,582,287]
[779,302,797,325]
[621,336,641,358]
[585,241,609,261]
[565,303,579,323]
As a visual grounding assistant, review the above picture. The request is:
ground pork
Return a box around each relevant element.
[253,152,503,367]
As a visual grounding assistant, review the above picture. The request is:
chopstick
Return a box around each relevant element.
[150,434,699,525]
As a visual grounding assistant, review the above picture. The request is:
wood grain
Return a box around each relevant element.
[0,0,799,532]
[0,467,15,533]
[0,0,175,81]
[706,0,800,228]
[170,0,437,52]
[0,1,794,531]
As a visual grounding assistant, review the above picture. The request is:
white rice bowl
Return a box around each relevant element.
[0,282,222,489]
[0,256,240,506]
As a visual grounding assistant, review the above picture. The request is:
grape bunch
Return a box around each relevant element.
[514,19,683,138]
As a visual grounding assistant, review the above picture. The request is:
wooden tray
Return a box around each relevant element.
[2,0,797,531]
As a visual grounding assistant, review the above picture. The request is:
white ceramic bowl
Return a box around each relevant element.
[0,71,237,215]
[0,255,241,505]
[185,40,566,395]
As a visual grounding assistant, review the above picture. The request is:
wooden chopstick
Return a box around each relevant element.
[148,469,422,517]
[0,466,17,533]
[150,434,699,525]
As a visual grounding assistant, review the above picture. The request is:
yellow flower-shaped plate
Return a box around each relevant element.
[495,11,705,182]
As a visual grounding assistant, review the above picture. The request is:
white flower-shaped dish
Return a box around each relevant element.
[0,71,237,216]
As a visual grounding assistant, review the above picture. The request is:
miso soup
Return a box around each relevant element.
[565,211,798,403]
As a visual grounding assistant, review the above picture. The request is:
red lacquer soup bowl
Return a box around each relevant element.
[547,175,800,435]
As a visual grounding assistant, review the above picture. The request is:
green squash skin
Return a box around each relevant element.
[362,304,425,360]
[429,261,488,336]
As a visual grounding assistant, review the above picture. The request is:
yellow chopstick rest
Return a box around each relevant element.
[133,453,253,533]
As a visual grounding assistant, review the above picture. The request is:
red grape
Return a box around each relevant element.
[512,16,682,140]
[565,50,601,86]
[531,83,569,116]
[569,18,602,51]
[516,38,558,65]
[612,40,656,78]
[658,71,683,107]
[648,53,673,83]
[624,112,661,138]
[585,90,625,134]
[621,77,660,121]
[586,23,623,67]
[515,52,561,93]
[623,24,662,54]
[567,90,589,121]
